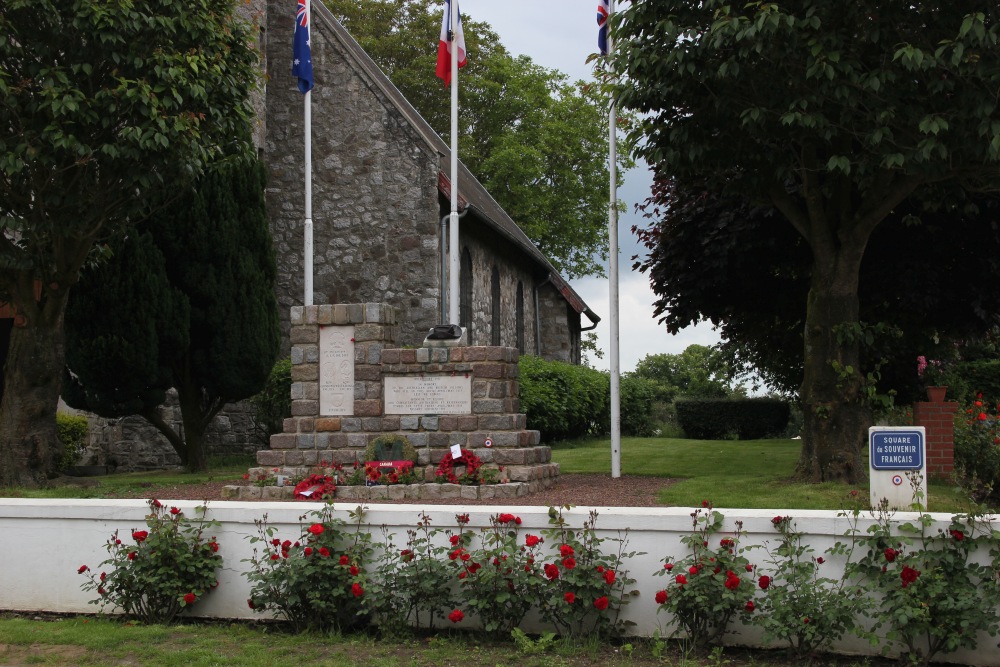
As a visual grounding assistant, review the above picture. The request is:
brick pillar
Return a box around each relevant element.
[913,390,958,479]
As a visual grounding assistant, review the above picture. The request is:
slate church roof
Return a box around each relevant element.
[313,3,599,327]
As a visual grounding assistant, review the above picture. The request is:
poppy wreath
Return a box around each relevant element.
[293,474,337,500]
[435,448,483,484]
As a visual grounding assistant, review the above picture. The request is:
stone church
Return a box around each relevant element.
[262,0,598,359]
[1,1,599,470]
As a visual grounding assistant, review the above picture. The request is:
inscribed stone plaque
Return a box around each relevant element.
[319,325,354,416]
[384,375,472,414]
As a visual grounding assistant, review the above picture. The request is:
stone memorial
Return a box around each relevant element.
[869,426,927,510]
[319,325,354,416]
[384,376,471,415]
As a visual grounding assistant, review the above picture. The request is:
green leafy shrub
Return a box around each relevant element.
[618,375,661,437]
[675,398,790,440]
[78,500,222,623]
[953,394,1000,505]
[243,503,372,632]
[518,356,608,441]
[249,357,291,448]
[56,412,89,471]
[652,503,756,646]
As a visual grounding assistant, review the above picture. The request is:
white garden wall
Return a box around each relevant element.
[0,499,995,665]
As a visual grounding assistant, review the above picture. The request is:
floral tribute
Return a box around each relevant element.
[652,502,755,647]
[243,503,372,632]
[77,499,222,624]
[435,448,486,485]
[293,473,337,500]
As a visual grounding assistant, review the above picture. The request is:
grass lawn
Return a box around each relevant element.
[552,436,975,513]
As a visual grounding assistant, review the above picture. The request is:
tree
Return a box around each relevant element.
[0,0,259,485]
[64,158,280,472]
[613,2,1000,482]
[632,346,736,400]
[324,0,630,278]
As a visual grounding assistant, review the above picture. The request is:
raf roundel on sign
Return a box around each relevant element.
[484,438,493,448]
[892,475,904,486]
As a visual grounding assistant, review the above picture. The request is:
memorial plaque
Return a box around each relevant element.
[384,375,472,414]
[319,325,354,416]
[870,429,924,470]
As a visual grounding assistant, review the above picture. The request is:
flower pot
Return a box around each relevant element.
[926,386,947,402]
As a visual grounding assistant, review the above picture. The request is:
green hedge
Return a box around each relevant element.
[57,413,89,471]
[518,357,661,440]
[675,398,790,440]
[249,358,292,448]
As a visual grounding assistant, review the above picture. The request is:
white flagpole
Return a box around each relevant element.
[608,0,621,478]
[303,0,314,307]
[448,0,460,326]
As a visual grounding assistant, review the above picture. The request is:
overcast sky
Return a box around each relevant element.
[456,0,720,371]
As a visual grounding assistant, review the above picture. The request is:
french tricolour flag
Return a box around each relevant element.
[436,0,467,86]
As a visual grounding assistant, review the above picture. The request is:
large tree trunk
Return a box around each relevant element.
[795,258,870,484]
[0,290,70,487]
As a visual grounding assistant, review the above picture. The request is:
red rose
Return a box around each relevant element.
[758,575,771,590]
[803,617,811,624]
[654,590,667,604]
[688,565,699,575]
[816,557,824,564]
[308,523,324,536]
[304,547,313,556]
[720,538,734,549]
[208,541,219,553]
[468,562,481,574]
[128,551,137,561]
[604,569,616,585]
[544,563,560,580]
[564,592,576,604]
[450,534,461,546]
[448,609,464,623]
[170,507,181,515]
[282,540,292,550]
[100,572,107,581]
[771,516,784,526]
[458,571,467,580]
[562,557,576,570]
[560,544,574,557]
[745,564,753,571]
[978,412,988,421]
[247,599,256,610]
[183,593,196,605]
[675,574,687,585]
[271,538,281,546]
[319,547,330,558]
[724,572,741,590]
[132,530,148,543]
[664,563,674,571]
[352,583,364,598]
[900,565,920,588]
[884,547,898,563]
[400,549,413,562]
[151,499,163,508]
[339,555,350,565]
[745,600,755,613]
[456,514,470,525]
[350,566,359,576]
[270,554,280,561]
[950,529,965,541]
[525,535,541,547]
[460,552,471,562]
[77,565,88,574]
[593,596,609,610]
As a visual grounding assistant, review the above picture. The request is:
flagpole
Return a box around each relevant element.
[607,0,622,479]
[303,0,314,307]
[448,0,460,326]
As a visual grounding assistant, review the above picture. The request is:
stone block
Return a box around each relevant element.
[366,344,384,365]
[270,434,296,450]
[428,432,453,448]
[256,450,285,466]
[416,348,430,363]
[520,430,541,446]
[348,433,370,449]
[315,417,342,432]
[290,347,304,365]
[296,433,316,449]
[317,304,334,324]
[291,399,318,416]
[400,416,419,430]
[360,417,382,431]
[381,416,400,430]
[474,363,505,379]
[420,416,439,431]
[284,451,305,466]
[457,416,478,432]
[290,306,304,325]
[388,485,407,501]
[407,432,429,448]
[290,326,318,345]
[487,432,519,447]
[460,486,480,500]
[485,347,505,361]
[473,399,504,415]
[354,399,382,417]
[291,364,318,382]
[328,433,349,448]
[282,417,299,433]
[341,418,363,432]
[380,349,400,365]
[221,486,241,500]
[348,304,364,323]
[240,486,264,500]
[463,347,487,361]
[314,433,331,450]
[365,383,382,399]
[437,484,461,499]
[493,449,528,465]
[301,450,319,465]
[333,304,351,325]
[302,345,319,363]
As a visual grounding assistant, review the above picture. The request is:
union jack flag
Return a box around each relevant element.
[293,0,313,93]
[597,0,610,56]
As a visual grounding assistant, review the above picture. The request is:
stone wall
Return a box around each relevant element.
[264,0,443,348]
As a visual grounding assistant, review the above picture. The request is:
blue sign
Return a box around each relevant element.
[870,430,924,470]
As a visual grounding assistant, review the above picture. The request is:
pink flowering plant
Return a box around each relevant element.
[242,503,372,632]
[848,503,1000,666]
[534,506,640,639]
[451,511,539,635]
[652,502,756,647]
[751,515,865,655]
[366,511,459,635]
[77,499,222,624]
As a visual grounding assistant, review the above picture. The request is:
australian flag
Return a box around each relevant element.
[293,0,313,93]
[597,0,610,56]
